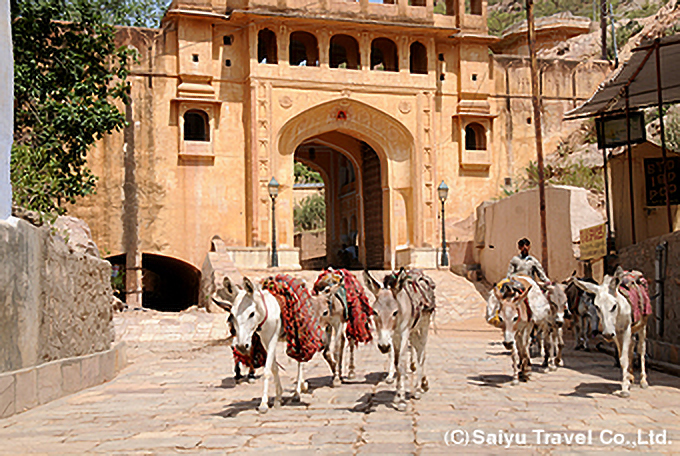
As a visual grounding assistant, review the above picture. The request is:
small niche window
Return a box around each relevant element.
[289,31,319,67]
[371,38,398,72]
[465,122,486,151]
[257,28,278,64]
[184,110,209,142]
[223,35,233,46]
[409,41,427,74]
[192,54,199,63]
[330,34,361,69]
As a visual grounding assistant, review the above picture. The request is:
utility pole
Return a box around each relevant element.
[0,0,12,220]
[600,0,608,60]
[526,0,549,276]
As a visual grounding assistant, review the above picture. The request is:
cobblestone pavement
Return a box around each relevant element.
[2,271,680,454]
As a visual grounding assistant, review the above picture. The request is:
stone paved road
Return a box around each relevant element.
[2,271,680,455]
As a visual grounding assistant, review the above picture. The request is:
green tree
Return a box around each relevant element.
[294,162,323,184]
[294,194,326,232]
[88,0,171,28]
[11,0,134,215]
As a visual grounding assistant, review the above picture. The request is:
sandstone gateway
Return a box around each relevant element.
[69,0,610,309]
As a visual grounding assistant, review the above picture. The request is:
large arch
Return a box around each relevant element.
[107,253,201,312]
[278,99,416,269]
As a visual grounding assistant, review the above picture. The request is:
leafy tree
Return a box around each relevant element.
[294,162,323,184]
[11,0,134,214]
[88,0,171,28]
[294,194,326,232]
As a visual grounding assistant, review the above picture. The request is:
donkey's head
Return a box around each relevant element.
[312,281,344,328]
[494,282,531,350]
[364,269,407,354]
[546,282,568,328]
[229,276,267,354]
[575,267,624,341]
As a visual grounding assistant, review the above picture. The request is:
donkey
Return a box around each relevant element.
[564,276,600,351]
[544,283,569,368]
[314,280,352,386]
[216,276,284,413]
[314,269,374,386]
[489,275,554,384]
[364,268,435,411]
[574,267,651,397]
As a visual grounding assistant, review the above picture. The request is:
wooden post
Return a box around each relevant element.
[526,0,549,276]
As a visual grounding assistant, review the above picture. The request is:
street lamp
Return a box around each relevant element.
[438,181,449,267]
[268,177,280,268]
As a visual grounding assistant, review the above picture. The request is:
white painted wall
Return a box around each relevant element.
[0,0,13,219]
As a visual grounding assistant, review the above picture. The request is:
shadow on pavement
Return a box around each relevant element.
[467,374,514,388]
[560,382,619,398]
[214,396,310,417]
[347,390,400,413]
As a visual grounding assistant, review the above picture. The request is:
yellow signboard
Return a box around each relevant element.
[579,223,607,260]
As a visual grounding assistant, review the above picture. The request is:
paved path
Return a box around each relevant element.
[2,271,680,454]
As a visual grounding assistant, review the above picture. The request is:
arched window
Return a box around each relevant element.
[184,110,209,142]
[409,41,427,74]
[258,28,278,64]
[371,38,398,72]
[465,123,486,150]
[289,31,319,67]
[330,34,360,69]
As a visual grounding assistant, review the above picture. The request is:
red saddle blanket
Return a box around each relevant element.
[314,268,373,344]
[263,274,325,363]
[618,271,652,324]
[232,332,267,369]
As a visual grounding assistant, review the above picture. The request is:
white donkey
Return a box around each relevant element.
[488,275,553,383]
[574,267,651,397]
[219,276,326,413]
[314,281,353,386]
[364,269,435,411]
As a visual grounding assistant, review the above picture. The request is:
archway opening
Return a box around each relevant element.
[289,31,319,66]
[465,122,487,150]
[107,253,201,312]
[294,133,385,270]
[258,28,278,64]
[371,38,398,72]
[330,34,360,69]
[410,41,428,74]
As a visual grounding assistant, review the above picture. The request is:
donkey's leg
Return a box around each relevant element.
[556,327,564,367]
[258,334,279,414]
[394,333,409,411]
[334,330,345,387]
[323,327,337,383]
[518,329,532,382]
[616,330,632,397]
[412,314,431,399]
[509,342,520,386]
[386,346,396,384]
[638,326,648,388]
[272,360,283,408]
[347,338,357,380]
[293,362,304,402]
[547,326,558,372]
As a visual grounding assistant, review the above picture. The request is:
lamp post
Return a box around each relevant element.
[268,177,280,268]
[438,181,449,267]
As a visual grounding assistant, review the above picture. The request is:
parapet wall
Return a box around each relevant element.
[0,218,114,374]
[617,230,680,366]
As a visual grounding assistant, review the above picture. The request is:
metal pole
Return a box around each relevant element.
[655,39,673,233]
[440,199,449,267]
[625,87,636,244]
[526,0,550,277]
[609,2,618,67]
[602,142,613,270]
[270,195,279,267]
[123,100,142,308]
[600,0,607,60]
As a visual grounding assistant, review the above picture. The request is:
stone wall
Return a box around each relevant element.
[617,230,680,365]
[0,218,114,374]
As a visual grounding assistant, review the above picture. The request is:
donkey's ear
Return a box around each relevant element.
[363,270,381,296]
[242,276,256,294]
[221,276,239,302]
[574,279,599,295]
[395,268,409,292]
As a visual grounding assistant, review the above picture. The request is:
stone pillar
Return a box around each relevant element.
[0,0,13,220]
[123,101,143,308]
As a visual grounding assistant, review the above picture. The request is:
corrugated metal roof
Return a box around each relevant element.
[564,34,680,120]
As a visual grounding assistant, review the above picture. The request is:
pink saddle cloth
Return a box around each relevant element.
[618,271,652,324]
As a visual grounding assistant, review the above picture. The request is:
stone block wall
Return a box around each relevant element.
[617,230,680,366]
[0,218,114,373]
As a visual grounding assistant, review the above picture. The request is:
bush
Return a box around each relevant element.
[294,194,326,232]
